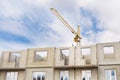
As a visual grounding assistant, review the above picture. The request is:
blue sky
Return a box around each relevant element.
[0,0,120,52]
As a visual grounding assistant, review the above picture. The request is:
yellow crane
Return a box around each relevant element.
[50,8,82,46]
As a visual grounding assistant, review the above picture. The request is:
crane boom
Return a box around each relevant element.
[50,8,81,46]
[50,8,77,35]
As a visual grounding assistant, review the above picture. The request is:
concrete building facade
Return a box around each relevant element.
[0,42,120,80]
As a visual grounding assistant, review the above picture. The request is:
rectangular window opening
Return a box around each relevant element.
[103,46,114,54]
[33,72,46,80]
[103,46,115,59]
[60,49,69,65]
[60,71,69,80]
[105,70,116,80]
[81,48,91,55]
[34,51,48,61]
[6,72,18,80]
[82,70,91,80]
[9,53,21,62]
[9,52,21,67]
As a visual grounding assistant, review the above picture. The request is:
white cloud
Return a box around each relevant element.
[46,19,74,46]
[0,20,28,36]
[75,0,120,44]
[0,0,120,52]
[0,0,23,18]
[96,30,120,42]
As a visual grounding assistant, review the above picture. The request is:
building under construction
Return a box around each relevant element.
[0,8,120,80]
[0,41,120,80]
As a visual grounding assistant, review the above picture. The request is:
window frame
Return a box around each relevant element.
[104,69,117,80]
[81,70,92,80]
[60,70,69,80]
[32,71,46,80]
[6,72,18,80]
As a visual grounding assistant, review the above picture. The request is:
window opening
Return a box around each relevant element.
[103,47,114,54]
[60,49,69,65]
[81,48,91,55]
[82,70,91,80]
[9,53,20,67]
[6,72,18,80]
[34,51,47,61]
[60,71,69,80]
[33,72,46,80]
[105,70,116,80]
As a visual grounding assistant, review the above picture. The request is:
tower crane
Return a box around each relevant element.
[50,8,82,46]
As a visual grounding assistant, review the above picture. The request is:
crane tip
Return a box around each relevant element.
[50,8,54,10]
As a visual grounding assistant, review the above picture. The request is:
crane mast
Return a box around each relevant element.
[50,8,81,46]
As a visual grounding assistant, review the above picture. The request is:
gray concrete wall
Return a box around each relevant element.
[1,41,120,80]
[0,53,2,68]
[75,45,97,66]
[55,47,74,67]
[54,68,97,80]
[26,68,54,80]
[97,42,120,65]
[26,47,55,68]
[0,71,25,80]
[98,65,120,80]
[1,50,27,69]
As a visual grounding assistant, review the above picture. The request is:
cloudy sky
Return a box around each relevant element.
[0,0,120,52]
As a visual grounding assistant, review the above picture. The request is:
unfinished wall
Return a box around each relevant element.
[98,65,120,80]
[1,50,27,69]
[97,42,120,65]
[26,68,54,80]
[1,41,120,80]
[27,47,55,67]
[75,45,97,66]
[54,68,97,80]
[0,70,25,80]
[55,47,74,67]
